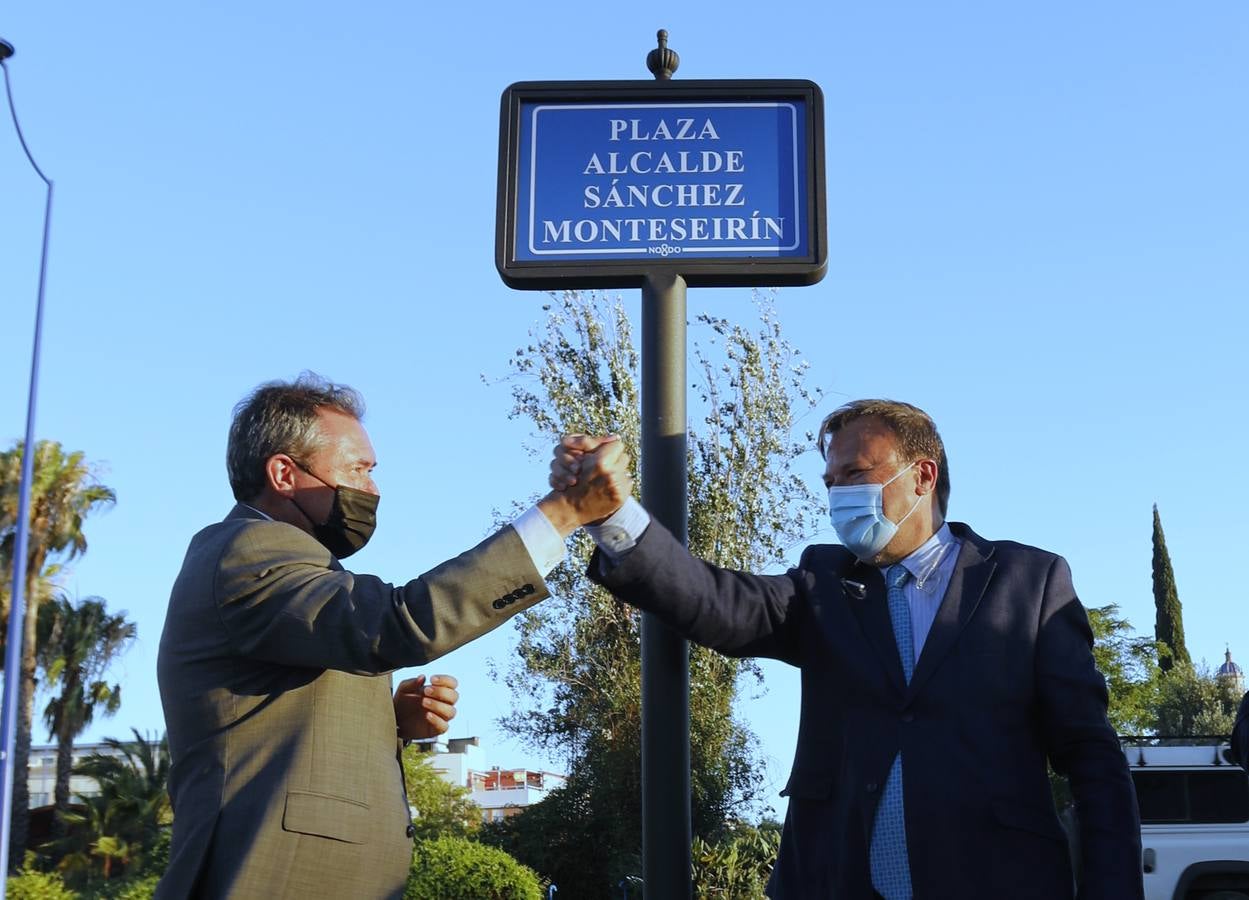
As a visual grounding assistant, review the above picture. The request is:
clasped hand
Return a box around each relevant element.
[538,434,633,536]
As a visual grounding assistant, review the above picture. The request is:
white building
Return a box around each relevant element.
[27,741,139,808]
[418,736,566,824]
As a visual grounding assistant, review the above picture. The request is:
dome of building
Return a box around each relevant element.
[1217,647,1244,680]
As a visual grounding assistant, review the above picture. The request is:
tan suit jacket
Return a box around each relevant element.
[155,504,548,899]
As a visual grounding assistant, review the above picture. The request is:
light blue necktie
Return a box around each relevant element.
[871,563,913,900]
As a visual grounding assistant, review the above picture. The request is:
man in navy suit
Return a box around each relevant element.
[555,399,1142,899]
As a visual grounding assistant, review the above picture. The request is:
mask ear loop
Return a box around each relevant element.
[880,460,916,488]
[287,458,334,528]
[886,461,925,529]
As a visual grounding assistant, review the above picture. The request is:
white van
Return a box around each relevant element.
[1125,739,1249,900]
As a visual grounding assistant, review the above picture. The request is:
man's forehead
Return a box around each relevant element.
[825,419,899,464]
[315,409,374,454]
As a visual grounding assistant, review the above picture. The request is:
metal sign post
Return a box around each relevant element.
[640,269,690,896]
[496,30,826,897]
[0,37,56,888]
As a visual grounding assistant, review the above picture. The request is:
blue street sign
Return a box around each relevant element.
[515,101,807,262]
[497,80,826,289]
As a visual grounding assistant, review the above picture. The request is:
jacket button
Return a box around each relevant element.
[492,599,507,610]
[406,823,416,839]
[865,782,878,793]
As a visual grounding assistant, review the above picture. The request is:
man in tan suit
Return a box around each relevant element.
[156,374,629,899]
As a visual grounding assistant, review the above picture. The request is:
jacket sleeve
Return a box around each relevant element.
[1232,691,1249,770]
[213,519,549,673]
[587,517,809,665]
[1034,555,1144,900]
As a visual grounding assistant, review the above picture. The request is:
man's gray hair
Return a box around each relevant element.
[227,372,365,502]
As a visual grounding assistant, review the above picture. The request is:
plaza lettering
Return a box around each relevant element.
[608,118,720,141]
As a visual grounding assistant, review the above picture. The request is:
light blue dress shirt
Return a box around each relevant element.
[883,523,960,660]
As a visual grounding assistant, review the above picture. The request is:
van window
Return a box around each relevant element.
[1133,770,1249,824]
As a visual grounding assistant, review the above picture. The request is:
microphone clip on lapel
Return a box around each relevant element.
[841,579,867,599]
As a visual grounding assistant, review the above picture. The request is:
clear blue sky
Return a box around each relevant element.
[2,2,1245,820]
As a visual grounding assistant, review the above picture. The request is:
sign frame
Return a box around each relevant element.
[496,78,827,289]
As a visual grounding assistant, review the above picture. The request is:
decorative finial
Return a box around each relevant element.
[0,39,15,62]
[646,29,679,81]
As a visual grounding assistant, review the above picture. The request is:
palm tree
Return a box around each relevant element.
[0,440,115,868]
[50,729,171,883]
[36,594,137,837]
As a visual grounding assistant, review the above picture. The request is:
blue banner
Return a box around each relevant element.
[514,100,808,262]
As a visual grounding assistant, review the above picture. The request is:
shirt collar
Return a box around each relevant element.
[241,503,273,521]
[884,523,958,591]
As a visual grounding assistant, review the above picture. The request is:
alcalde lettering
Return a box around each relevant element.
[582,150,745,176]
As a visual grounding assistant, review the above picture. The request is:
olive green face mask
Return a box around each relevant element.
[291,467,380,559]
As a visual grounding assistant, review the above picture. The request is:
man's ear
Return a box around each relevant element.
[916,458,940,496]
[266,454,299,498]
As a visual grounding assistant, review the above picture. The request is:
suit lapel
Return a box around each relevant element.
[841,563,907,696]
[907,525,996,698]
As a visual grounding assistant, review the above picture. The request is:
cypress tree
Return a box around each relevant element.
[1153,504,1191,673]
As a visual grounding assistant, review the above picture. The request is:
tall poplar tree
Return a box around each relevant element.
[1152,504,1191,673]
[481,290,824,897]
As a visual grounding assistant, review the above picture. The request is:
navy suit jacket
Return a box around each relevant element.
[1231,692,1249,770]
[589,520,1143,900]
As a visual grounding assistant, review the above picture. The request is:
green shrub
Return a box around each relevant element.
[692,823,781,899]
[91,874,160,900]
[138,828,170,877]
[5,863,76,900]
[406,836,542,900]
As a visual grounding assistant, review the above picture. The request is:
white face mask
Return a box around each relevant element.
[827,461,923,561]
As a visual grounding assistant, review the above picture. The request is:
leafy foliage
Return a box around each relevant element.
[402,747,482,841]
[692,821,782,899]
[1087,603,1161,735]
[5,869,164,900]
[36,594,137,833]
[1154,663,1240,738]
[90,873,160,899]
[0,440,115,866]
[46,730,170,884]
[4,856,76,900]
[484,290,823,896]
[405,836,542,900]
[481,773,633,899]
